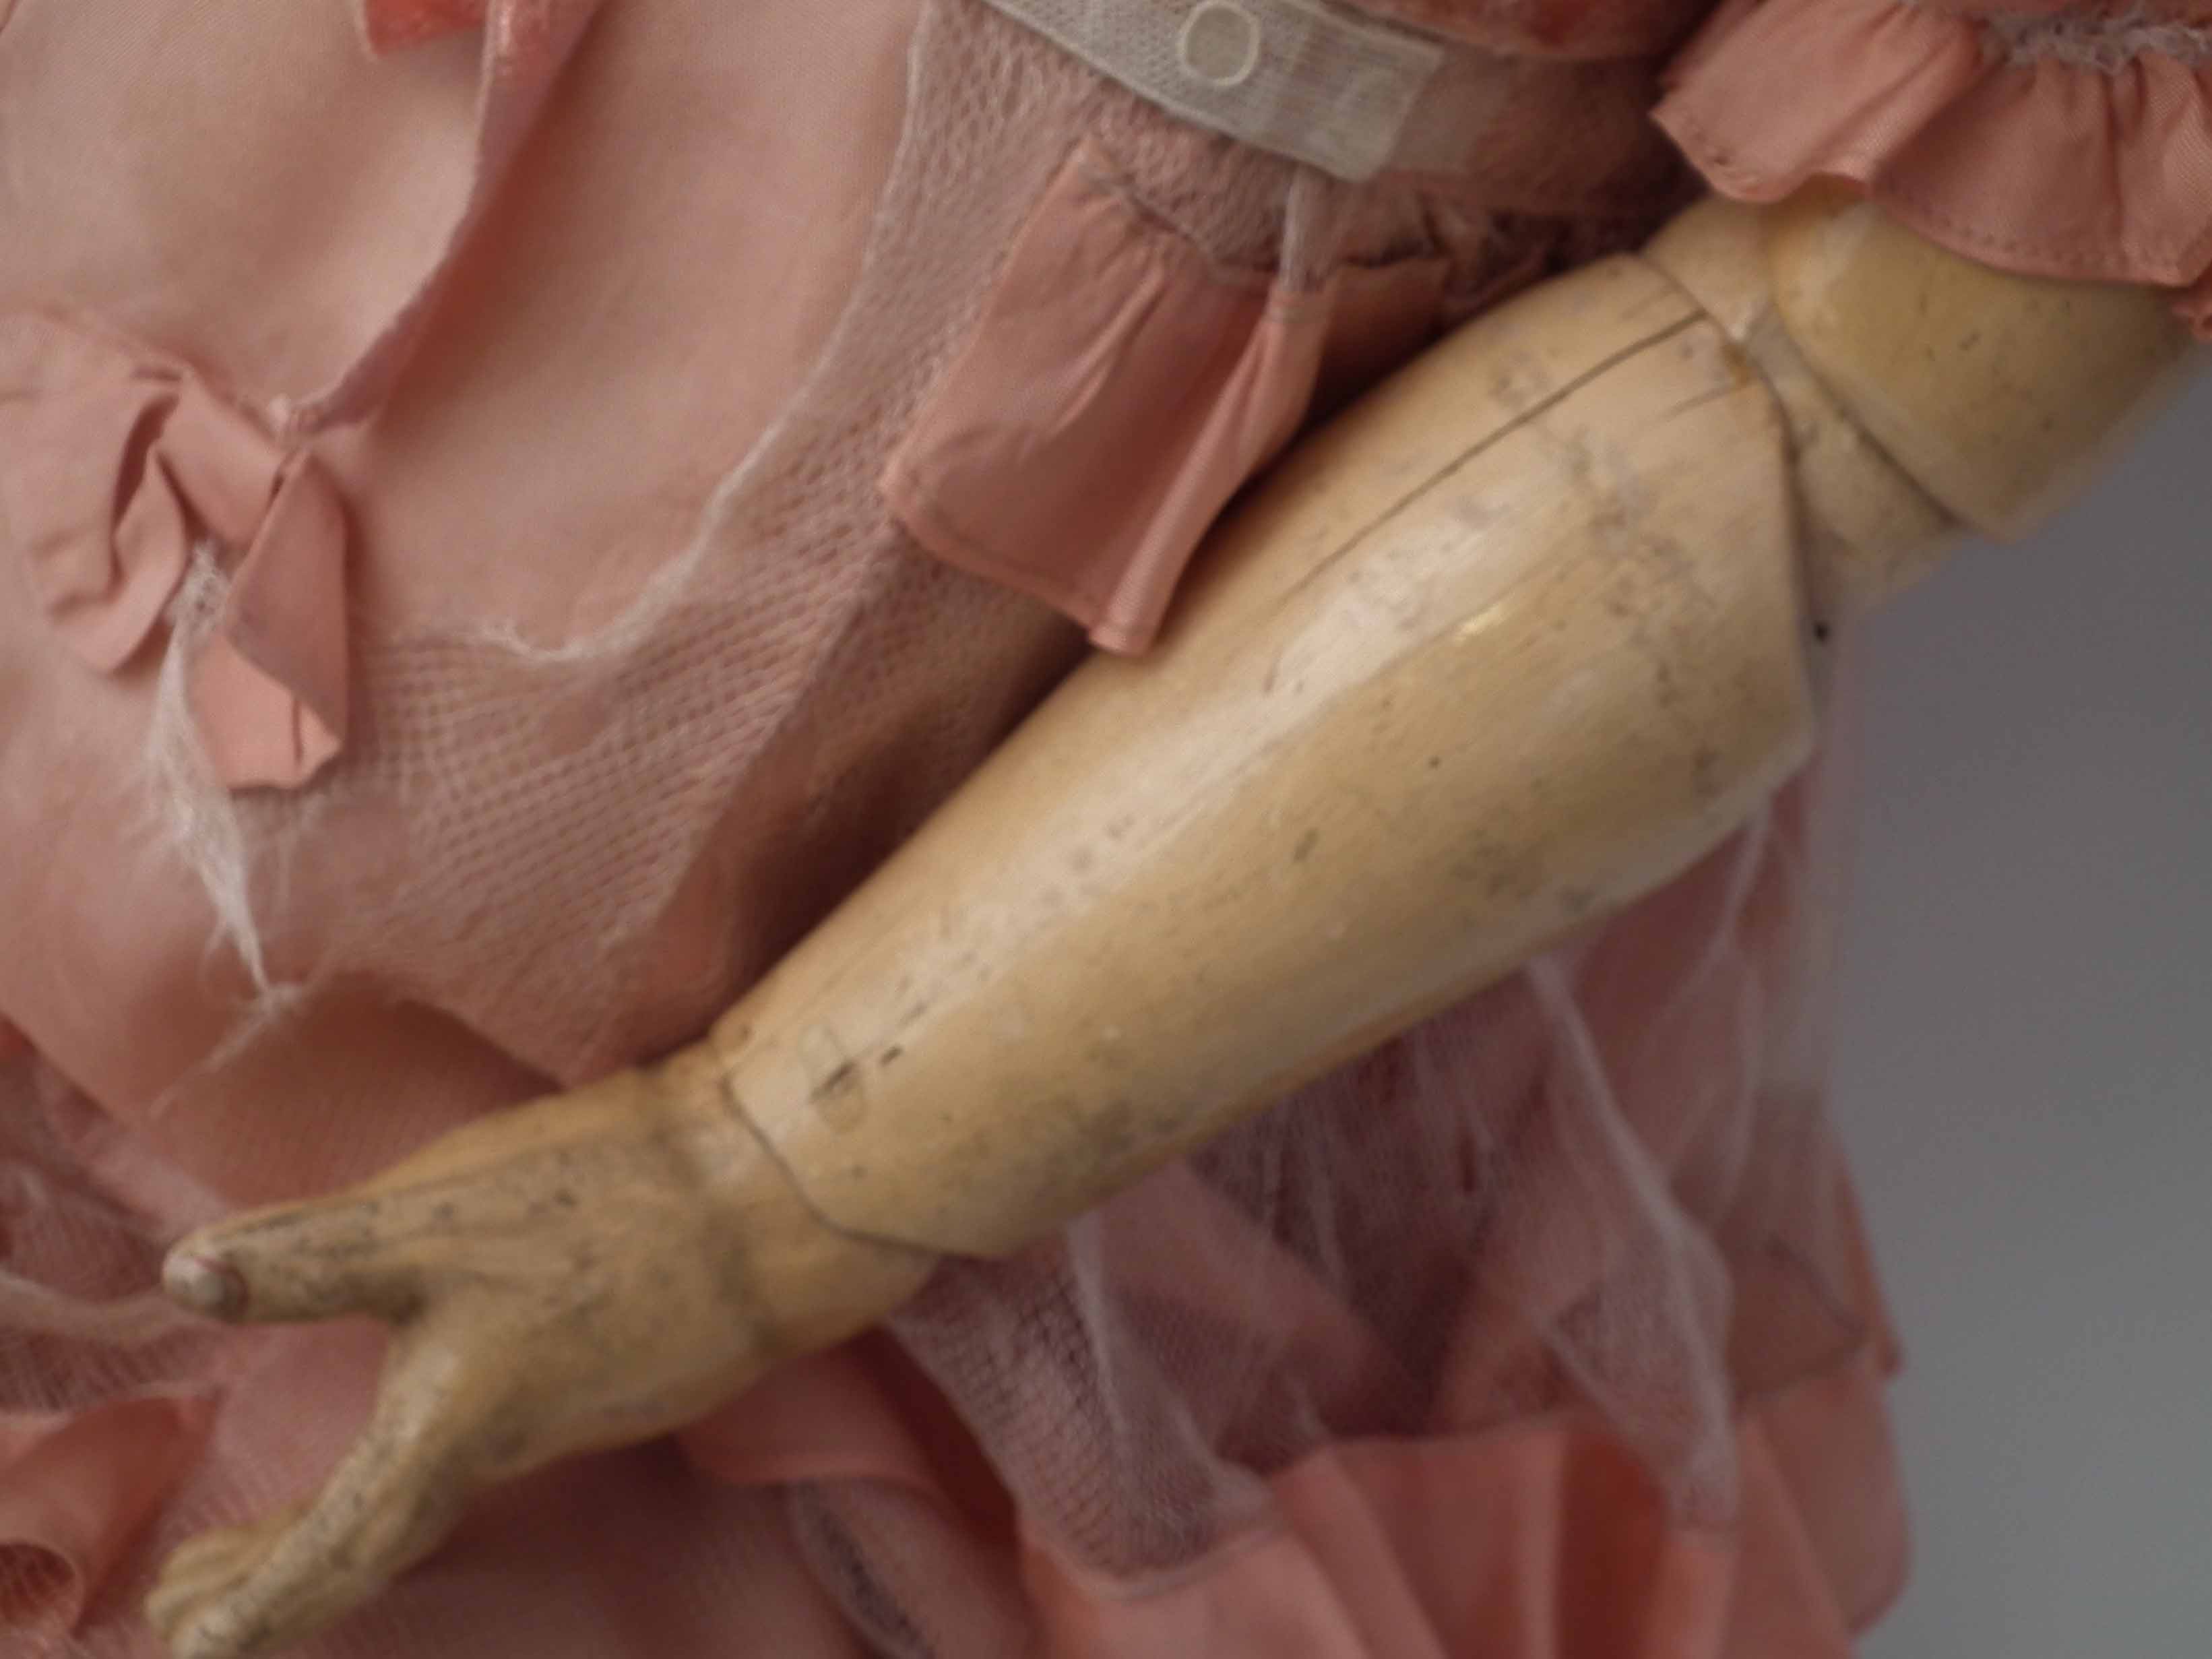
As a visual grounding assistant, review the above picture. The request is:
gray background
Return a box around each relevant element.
[1836,373,2212,1656]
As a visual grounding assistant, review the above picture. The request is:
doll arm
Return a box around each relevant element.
[144,189,2193,1659]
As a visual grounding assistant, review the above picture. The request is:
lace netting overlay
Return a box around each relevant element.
[134,0,1682,1090]
[24,0,2183,1648]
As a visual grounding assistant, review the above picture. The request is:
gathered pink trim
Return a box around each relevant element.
[884,142,1331,656]
[1654,0,2212,336]
[1010,1342,1903,1658]
[885,142,1494,656]
[670,1327,1903,1659]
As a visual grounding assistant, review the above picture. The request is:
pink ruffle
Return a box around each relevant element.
[883,142,1472,656]
[0,1397,216,1644]
[672,1334,1903,1659]
[882,141,1333,656]
[1653,0,2212,335]
[0,313,350,790]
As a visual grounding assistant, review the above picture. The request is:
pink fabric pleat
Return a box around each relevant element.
[282,0,607,437]
[0,1398,216,1645]
[669,1334,1902,1659]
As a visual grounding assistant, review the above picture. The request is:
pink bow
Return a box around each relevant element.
[0,313,349,790]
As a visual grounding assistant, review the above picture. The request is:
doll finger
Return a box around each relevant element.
[144,1511,298,1639]
[152,1336,488,1659]
[162,1191,426,1325]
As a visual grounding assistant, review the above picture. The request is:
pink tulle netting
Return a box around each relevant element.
[1,727,1909,1658]
[1655,0,2212,334]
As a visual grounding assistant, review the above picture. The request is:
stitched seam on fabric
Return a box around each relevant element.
[1667,101,2212,277]
[1879,174,2212,275]
[1671,0,2212,272]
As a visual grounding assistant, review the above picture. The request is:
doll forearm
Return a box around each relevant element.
[703,191,2194,1259]
[144,191,2195,1659]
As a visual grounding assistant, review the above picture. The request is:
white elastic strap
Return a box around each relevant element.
[977,0,1447,181]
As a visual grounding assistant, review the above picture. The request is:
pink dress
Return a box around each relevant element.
[2,1,2206,1652]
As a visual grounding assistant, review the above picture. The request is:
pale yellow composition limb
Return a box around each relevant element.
[146,191,2195,1659]
[716,186,2193,1256]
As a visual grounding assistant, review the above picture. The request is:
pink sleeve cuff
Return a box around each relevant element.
[1656,0,2212,335]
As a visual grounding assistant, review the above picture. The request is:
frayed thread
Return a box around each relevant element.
[0,1270,199,1346]
[133,550,329,1117]
[141,546,273,995]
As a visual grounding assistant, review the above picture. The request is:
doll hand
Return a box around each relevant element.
[144,1046,933,1659]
